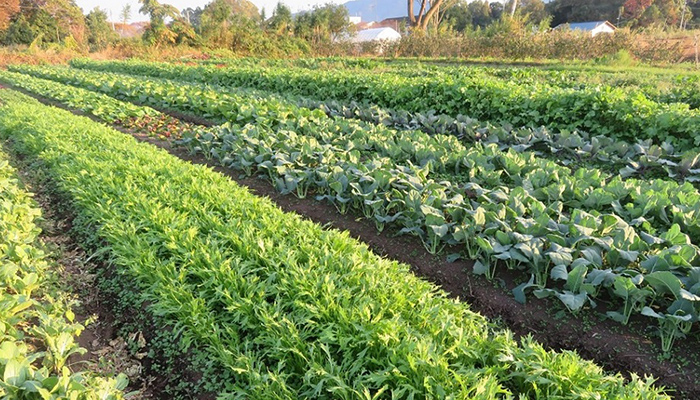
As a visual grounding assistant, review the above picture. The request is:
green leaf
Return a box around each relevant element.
[550,265,568,281]
[512,275,537,304]
[645,271,682,299]
[565,265,588,293]
[473,260,489,276]
[3,358,29,387]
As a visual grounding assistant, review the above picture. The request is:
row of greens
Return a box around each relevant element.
[5,66,700,351]
[182,117,700,354]
[9,64,700,187]
[0,98,127,399]
[11,65,700,243]
[181,56,700,109]
[484,67,700,109]
[69,58,700,147]
[0,87,672,399]
[0,70,200,140]
[303,99,700,185]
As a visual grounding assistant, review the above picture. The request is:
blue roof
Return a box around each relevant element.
[556,21,615,32]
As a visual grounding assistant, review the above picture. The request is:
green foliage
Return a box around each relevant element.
[139,0,180,47]
[1,15,34,45]
[547,0,626,26]
[294,4,352,43]
[594,49,638,67]
[0,88,672,399]
[69,57,700,147]
[4,0,87,45]
[85,8,117,51]
[18,61,700,353]
[0,140,127,399]
[267,2,293,35]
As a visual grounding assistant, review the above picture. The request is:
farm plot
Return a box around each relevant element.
[13,64,700,185]
[3,65,700,358]
[0,88,676,399]
[69,59,700,147]
[0,108,127,399]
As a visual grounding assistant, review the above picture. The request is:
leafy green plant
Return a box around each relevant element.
[0,89,673,399]
[0,151,127,400]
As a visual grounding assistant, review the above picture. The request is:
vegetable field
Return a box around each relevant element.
[1,58,699,399]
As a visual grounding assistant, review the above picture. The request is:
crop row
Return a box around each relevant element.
[185,57,700,109]
[183,116,700,353]
[0,88,674,399]
[0,70,200,140]
[10,63,700,189]
[6,67,700,350]
[167,58,700,174]
[0,104,127,399]
[11,65,700,244]
[70,59,700,147]
[485,66,700,109]
[303,99,700,185]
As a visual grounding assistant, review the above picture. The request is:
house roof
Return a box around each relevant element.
[351,27,402,43]
[555,21,616,32]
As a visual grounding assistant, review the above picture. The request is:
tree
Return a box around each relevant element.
[469,0,493,28]
[443,0,471,32]
[207,0,258,20]
[200,0,233,45]
[39,0,85,42]
[509,0,549,24]
[4,0,86,44]
[678,0,689,28]
[623,0,683,26]
[623,0,654,19]
[85,7,117,50]
[294,4,351,43]
[655,0,682,25]
[408,0,454,30]
[548,0,626,26]
[182,7,203,28]
[170,18,197,44]
[267,2,292,34]
[120,3,131,34]
[638,3,663,24]
[2,14,33,45]
[0,0,20,31]
[490,1,504,20]
[198,0,259,46]
[139,0,180,47]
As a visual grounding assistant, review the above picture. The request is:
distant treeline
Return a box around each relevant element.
[0,0,697,62]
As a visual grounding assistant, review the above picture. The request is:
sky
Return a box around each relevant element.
[74,0,342,23]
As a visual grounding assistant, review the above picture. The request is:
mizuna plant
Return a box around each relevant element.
[0,89,672,399]
[0,127,127,399]
[0,70,200,140]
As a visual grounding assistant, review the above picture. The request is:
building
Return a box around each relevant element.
[554,21,616,37]
[351,27,402,44]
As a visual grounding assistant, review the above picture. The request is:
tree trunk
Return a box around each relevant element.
[679,0,687,29]
[510,0,518,17]
[409,0,447,30]
[416,0,428,27]
[419,0,443,30]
